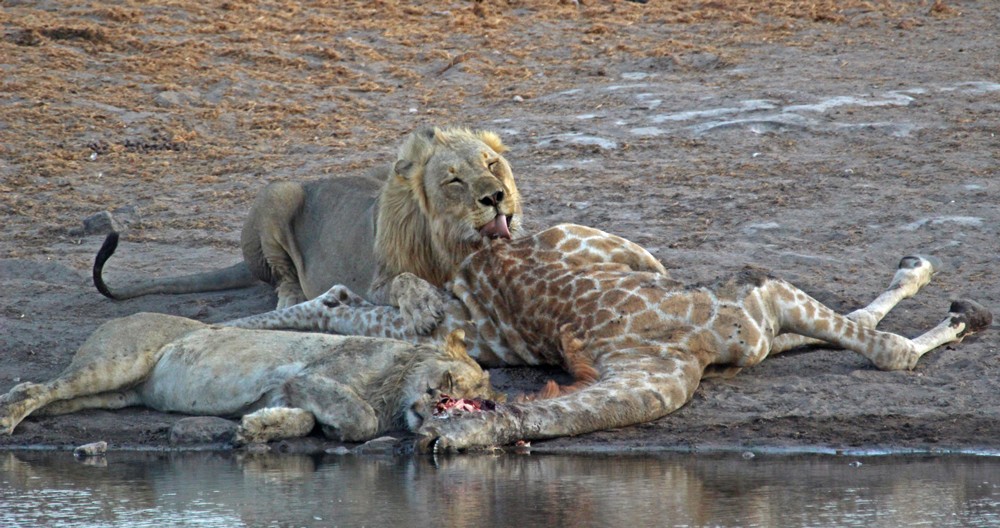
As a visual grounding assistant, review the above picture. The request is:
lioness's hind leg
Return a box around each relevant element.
[771,255,938,354]
[235,407,316,445]
[34,390,143,416]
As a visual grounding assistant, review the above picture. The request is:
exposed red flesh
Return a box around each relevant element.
[434,394,497,415]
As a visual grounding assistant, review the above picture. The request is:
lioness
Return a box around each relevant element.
[94,126,523,332]
[0,313,502,444]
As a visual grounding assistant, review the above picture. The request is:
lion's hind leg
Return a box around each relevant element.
[771,255,939,354]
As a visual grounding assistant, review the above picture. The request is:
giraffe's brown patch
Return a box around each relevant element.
[684,329,718,356]
[772,284,797,305]
[587,236,623,256]
[536,227,567,249]
[743,294,766,326]
[686,293,715,326]
[803,300,817,319]
[558,236,582,253]
[626,309,661,335]
[619,293,647,313]
[602,289,628,307]
[660,293,693,319]
[811,317,831,335]
[574,277,598,295]
[591,308,617,327]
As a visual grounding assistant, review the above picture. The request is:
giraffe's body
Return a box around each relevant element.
[227,224,991,449]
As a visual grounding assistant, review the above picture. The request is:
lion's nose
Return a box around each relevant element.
[479,190,504,207]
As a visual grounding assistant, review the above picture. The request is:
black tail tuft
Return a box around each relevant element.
[93,232,120,299]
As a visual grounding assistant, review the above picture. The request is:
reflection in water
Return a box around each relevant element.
[1,450,998,527]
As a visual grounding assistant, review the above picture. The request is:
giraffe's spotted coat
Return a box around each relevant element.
[226,224,991,449]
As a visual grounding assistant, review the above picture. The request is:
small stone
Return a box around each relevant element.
[74,441,108,457]
[353,435,400,455]
[169,416,238,445]
[69,211,121,237]
[512,95,524,102]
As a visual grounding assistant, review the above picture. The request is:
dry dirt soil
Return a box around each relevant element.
[1,0,998,454]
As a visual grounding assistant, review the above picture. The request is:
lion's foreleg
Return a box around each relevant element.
[283,373,381,442]
[388,272,447,335]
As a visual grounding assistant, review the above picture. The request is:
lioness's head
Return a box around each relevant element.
[376,126,523,288]
[404,330,506,431]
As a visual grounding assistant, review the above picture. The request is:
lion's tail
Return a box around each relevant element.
[93,232,258,300]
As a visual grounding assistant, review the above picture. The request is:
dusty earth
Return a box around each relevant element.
[1,0,997,455]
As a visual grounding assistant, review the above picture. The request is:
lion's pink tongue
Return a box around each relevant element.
[480,214,511,239]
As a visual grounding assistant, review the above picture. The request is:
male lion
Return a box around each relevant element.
[94,126,523,332]
[0,313,502,444]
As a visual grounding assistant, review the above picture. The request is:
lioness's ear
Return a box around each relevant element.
[444,329,468,359]
[476,130,507,154]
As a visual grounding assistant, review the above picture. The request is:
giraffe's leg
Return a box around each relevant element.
[420,348,706,450]
[770,255,938,354]
[223,285,379,333]
[766,279,991,370]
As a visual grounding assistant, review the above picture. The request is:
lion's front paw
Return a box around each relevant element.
[396,283,445,335]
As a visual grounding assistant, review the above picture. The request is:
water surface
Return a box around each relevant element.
[2,451,998,527]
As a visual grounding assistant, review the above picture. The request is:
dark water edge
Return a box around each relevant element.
[2,449,998,528]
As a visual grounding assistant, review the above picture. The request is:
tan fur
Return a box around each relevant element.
[92,127,523,332]
[226,224,991,450]
[0,314,503,444]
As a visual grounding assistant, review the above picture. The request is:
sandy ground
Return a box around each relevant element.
[1,0,998,454]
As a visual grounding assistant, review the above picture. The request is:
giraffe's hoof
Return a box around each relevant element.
[949,299,992,337]
[898,254,941,274]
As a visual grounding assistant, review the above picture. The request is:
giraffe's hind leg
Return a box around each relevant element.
[768,277,991,370]
[770,255,938,354]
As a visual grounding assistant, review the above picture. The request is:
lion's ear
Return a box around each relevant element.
[393,159,414,179]
[444,329,468,359]
[395,126,440,180]
[476,130,508,154]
